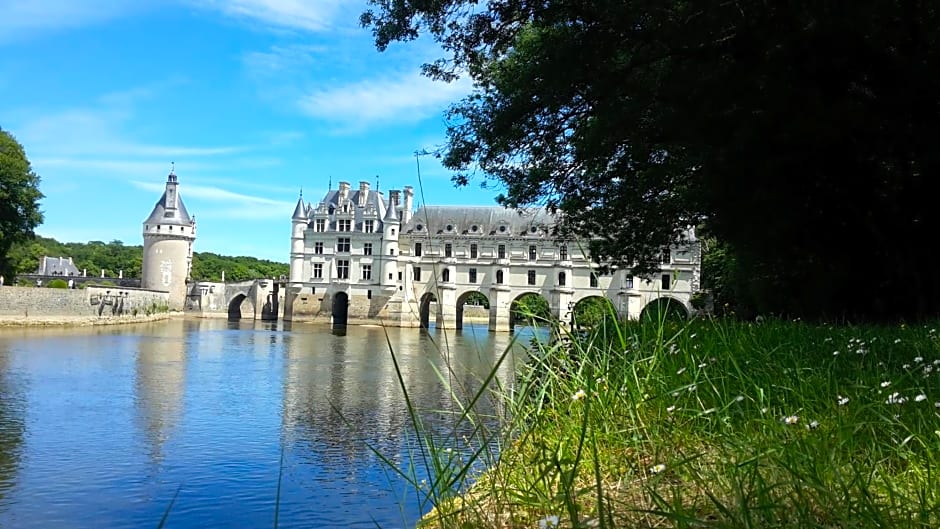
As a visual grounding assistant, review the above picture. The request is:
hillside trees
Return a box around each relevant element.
[0,127,44,279]
[362,1,940,320]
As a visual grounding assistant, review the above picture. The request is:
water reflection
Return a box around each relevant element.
[0,345,26,507]
[0,319,531,528]
[134,322,187,465]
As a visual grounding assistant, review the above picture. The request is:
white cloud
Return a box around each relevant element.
[131,180,294,209]
[194,0,354,32]
[298,72,472,131]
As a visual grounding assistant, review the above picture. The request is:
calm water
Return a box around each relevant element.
[0,319,529,529]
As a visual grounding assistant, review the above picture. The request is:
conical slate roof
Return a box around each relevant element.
[143,172,194,226]
[292,196,307,220]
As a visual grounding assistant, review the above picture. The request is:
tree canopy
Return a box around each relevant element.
[362,1,940,320]
[0,127,44,279]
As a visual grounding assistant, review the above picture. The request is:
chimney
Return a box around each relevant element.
[358,181,370,207]
[403,186,414,224]
[389,189,401,209]
[339,181,351,202]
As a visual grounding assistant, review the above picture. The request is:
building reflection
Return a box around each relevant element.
[134,320,188,465]
[0,346,26,507]
[280,323,524,473]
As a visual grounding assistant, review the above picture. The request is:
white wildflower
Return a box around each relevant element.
[650,463,667,474]
[894,338,902,344]
[806,420,820,430]
[915,394,927,402]
[666,405,677,413]
[885,392,907,405]
[783,415,799,425]
[881,381,892,388]
[676,367,686,375]
[914,356,924,363]
[837,396,850,406]
[571,389,587,402]
[903,364,911,370]
[538,515,560,529]
[735,395,745,403]
[833,350,840,356]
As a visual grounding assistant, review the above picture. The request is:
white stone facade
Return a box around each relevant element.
[286,181,700,331]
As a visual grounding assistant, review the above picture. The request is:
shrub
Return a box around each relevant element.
[46,279,68,289]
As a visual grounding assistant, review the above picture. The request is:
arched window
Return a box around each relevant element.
[558,272,566,286]
[496,270,504,284]
[442,268,451,282]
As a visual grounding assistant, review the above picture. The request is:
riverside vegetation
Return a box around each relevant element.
[385,313,940,528]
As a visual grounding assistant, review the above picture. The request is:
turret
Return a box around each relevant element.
[141,170,197,309]
[290,193,307,283]
[381,190,401,287]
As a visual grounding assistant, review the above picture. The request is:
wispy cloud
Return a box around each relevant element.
[193,0,352,33]
[298,71,472,131]
[131,180,294,209]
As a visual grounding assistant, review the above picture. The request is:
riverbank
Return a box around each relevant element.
[0,312,180,328]
[409,318,940,528]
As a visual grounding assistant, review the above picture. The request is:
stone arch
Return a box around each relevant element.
[455,289,489,331]
[228,293,252,320]
[509,291,551,328]
[332,292,349,326]
[572,295,616,329]
[640,296,690,322]
[419,292,438,329]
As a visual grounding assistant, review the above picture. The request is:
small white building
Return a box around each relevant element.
[141,171,196,309]
[286,181,700,331]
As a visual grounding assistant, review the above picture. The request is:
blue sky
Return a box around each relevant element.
[0,0,503,262]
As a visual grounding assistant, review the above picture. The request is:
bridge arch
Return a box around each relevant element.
[419,292,438,329]
[332,292,349,326]
[228,293,254,320]
[509,291,551,328]
[455,289,489,331]
[572,295,616,329]
[640,296,691,322]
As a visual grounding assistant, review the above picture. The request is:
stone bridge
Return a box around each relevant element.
[185,279,282,320]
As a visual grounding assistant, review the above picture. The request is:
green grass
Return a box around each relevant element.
[387,316,940,528]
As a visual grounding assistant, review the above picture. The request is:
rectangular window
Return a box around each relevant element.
[529,245,537,261]
[445,243,453,258]
[442,268,451,282]
[367,290,372,299]
[364,220,374,233]
[361,264,372,281]
[337,238,350,253]
[398,272,402,280]
[469,268,477,283]
[414,242,422,257]
[625,276,634,289]
[496,270,504,284]
[363,242,372,256]
[389,248,395,256]
[338,219,351,232]
[662,273,671,290]
[414,267,422,281]
[559,245,568,260]
[314,241,324,255]
[527,270,536,285]
[313,263,323,279]
[661,248,671,264]
[470,244,478,259]
[337,260,349,279]
[590,273,598,288]
[497,244,506,259]
[558,272,566,286]
[315,218,325,232]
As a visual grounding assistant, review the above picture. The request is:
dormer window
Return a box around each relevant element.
[498,225,507,234]
[445,224,454,233]
[415,223,424,232]
[470,225,479,233]
[529,226,538,234]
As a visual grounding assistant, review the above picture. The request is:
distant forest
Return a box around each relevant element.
[7,236,289,282]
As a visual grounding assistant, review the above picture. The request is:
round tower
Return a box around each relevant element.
[141,170,197,309]
[290,193,307,284]
[380,190,401,288]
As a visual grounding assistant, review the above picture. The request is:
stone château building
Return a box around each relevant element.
[286,181,700,331]
[141,170,196,309]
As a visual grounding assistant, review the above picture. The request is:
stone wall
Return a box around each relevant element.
[0,285,171,320]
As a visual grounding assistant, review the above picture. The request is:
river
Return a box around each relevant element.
[0,318,531,528]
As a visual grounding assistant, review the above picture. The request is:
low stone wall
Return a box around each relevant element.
[0,285,171,323]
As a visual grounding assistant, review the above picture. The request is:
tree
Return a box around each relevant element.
[362,2,940,320]
[0,127,44,279]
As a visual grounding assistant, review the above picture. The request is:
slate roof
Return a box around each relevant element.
[35,256,81,276]
[402,206,558,236]
[143,173,194,227]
